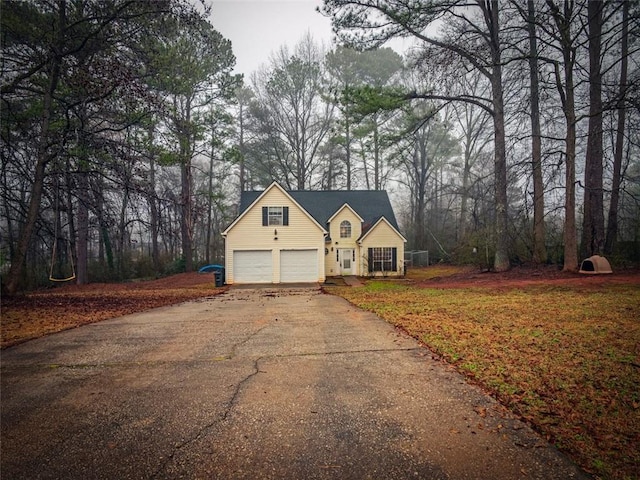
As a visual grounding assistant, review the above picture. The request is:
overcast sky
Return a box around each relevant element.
[209,0,334,79]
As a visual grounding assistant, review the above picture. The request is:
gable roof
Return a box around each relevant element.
[360,216,407,243]
[223,182,326,236]
[239,187,401,232]
[327,203,364,225]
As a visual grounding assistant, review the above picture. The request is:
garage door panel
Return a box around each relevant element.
[233,250,272,283]
[280,249,318,283]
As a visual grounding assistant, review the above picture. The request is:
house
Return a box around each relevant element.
[222,182,406,284]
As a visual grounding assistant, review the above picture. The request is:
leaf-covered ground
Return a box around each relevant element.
[1,273,224,349]
[325,265,640,480]
[3,267,639,478]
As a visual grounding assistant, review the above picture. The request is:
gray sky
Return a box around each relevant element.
[209,0,334,79]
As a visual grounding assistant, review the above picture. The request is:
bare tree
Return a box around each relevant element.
[581,0,605,258]
[234,86,254,193]
[322,0,512,271]
[147,15,236,271]
[249,34,334,190]
[543,0,584,271]
[392,102,458,250]
[449,72,493,242]
[527,0,548,263]
[604,0,630,255]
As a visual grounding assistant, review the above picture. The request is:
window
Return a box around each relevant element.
[368,247,397,272]
[373,247,393,271]
[262,206,289,226]
[340,220,351,238]
[268,206,283,225]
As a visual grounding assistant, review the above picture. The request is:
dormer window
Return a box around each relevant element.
[340,220,351,238]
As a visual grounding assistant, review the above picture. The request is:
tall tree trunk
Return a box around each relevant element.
[488,0,510,272]
[180,160,193,271]
[2,164,16,262]
[605,0,628,255]
[373,118,380,190]
[361,141,371,189]
[64,160,76,279]
[345,113,352,190]
[117,183,130,279]
[148,155,160,273]
[325,154,335,190]
[581,0,605,258]
[549,0,579,271]
[238,100,246,193]
[459,142,471,240]
[412,141,428,249]
[76,167,89,284]
[206,130,215,265]
[527,0,547,264]
[52,189,65,279]
[456,98,490,242]
[563,92,578,272]
[92,177,114,272]
[4,0,65,295]
[179,98,194,272]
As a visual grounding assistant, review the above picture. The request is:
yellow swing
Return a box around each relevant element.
[49,182,76,283]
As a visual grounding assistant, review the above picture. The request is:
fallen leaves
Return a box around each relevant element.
[325,266,640,480]
[1,273,224,348]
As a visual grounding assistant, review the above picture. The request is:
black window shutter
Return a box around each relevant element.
[391,248,397,271]
[283,206,289,226]
[368,248,373,273]
[262,207,268,226]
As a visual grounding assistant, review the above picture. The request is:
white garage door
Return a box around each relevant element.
[280,249,318,283]
[233,250,272,283]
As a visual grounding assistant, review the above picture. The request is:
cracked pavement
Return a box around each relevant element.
[1,286,589,479]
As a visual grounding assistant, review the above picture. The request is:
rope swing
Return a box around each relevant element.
[49,174,76,283]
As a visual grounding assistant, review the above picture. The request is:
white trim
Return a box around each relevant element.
[358,216,407,244]
[327,203,364,224]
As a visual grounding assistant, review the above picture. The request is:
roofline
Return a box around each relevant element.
[222,182,327,236]
[358,216,407,243]
[327,203,364,224]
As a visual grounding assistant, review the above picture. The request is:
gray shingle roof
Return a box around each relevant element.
[239,189,400,232]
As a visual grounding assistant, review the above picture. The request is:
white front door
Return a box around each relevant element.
[340,249,354,275]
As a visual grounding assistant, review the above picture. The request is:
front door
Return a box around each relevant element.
[340,249,354,275]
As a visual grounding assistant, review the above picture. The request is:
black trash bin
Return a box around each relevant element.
[214,268,225,287]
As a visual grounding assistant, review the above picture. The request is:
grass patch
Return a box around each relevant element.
[326,272,640,480]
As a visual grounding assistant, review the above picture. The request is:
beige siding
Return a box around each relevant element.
[359,220,405,277]
[325,207,362,277]
[225,187,325,284]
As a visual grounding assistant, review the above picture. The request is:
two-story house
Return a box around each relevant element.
[222,182,406,284]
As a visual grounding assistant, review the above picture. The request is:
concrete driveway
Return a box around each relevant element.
[1,286,589,480]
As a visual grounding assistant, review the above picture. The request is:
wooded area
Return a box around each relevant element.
[2,0,639,293]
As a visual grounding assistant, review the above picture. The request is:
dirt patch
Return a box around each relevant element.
[410,264,640,290]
